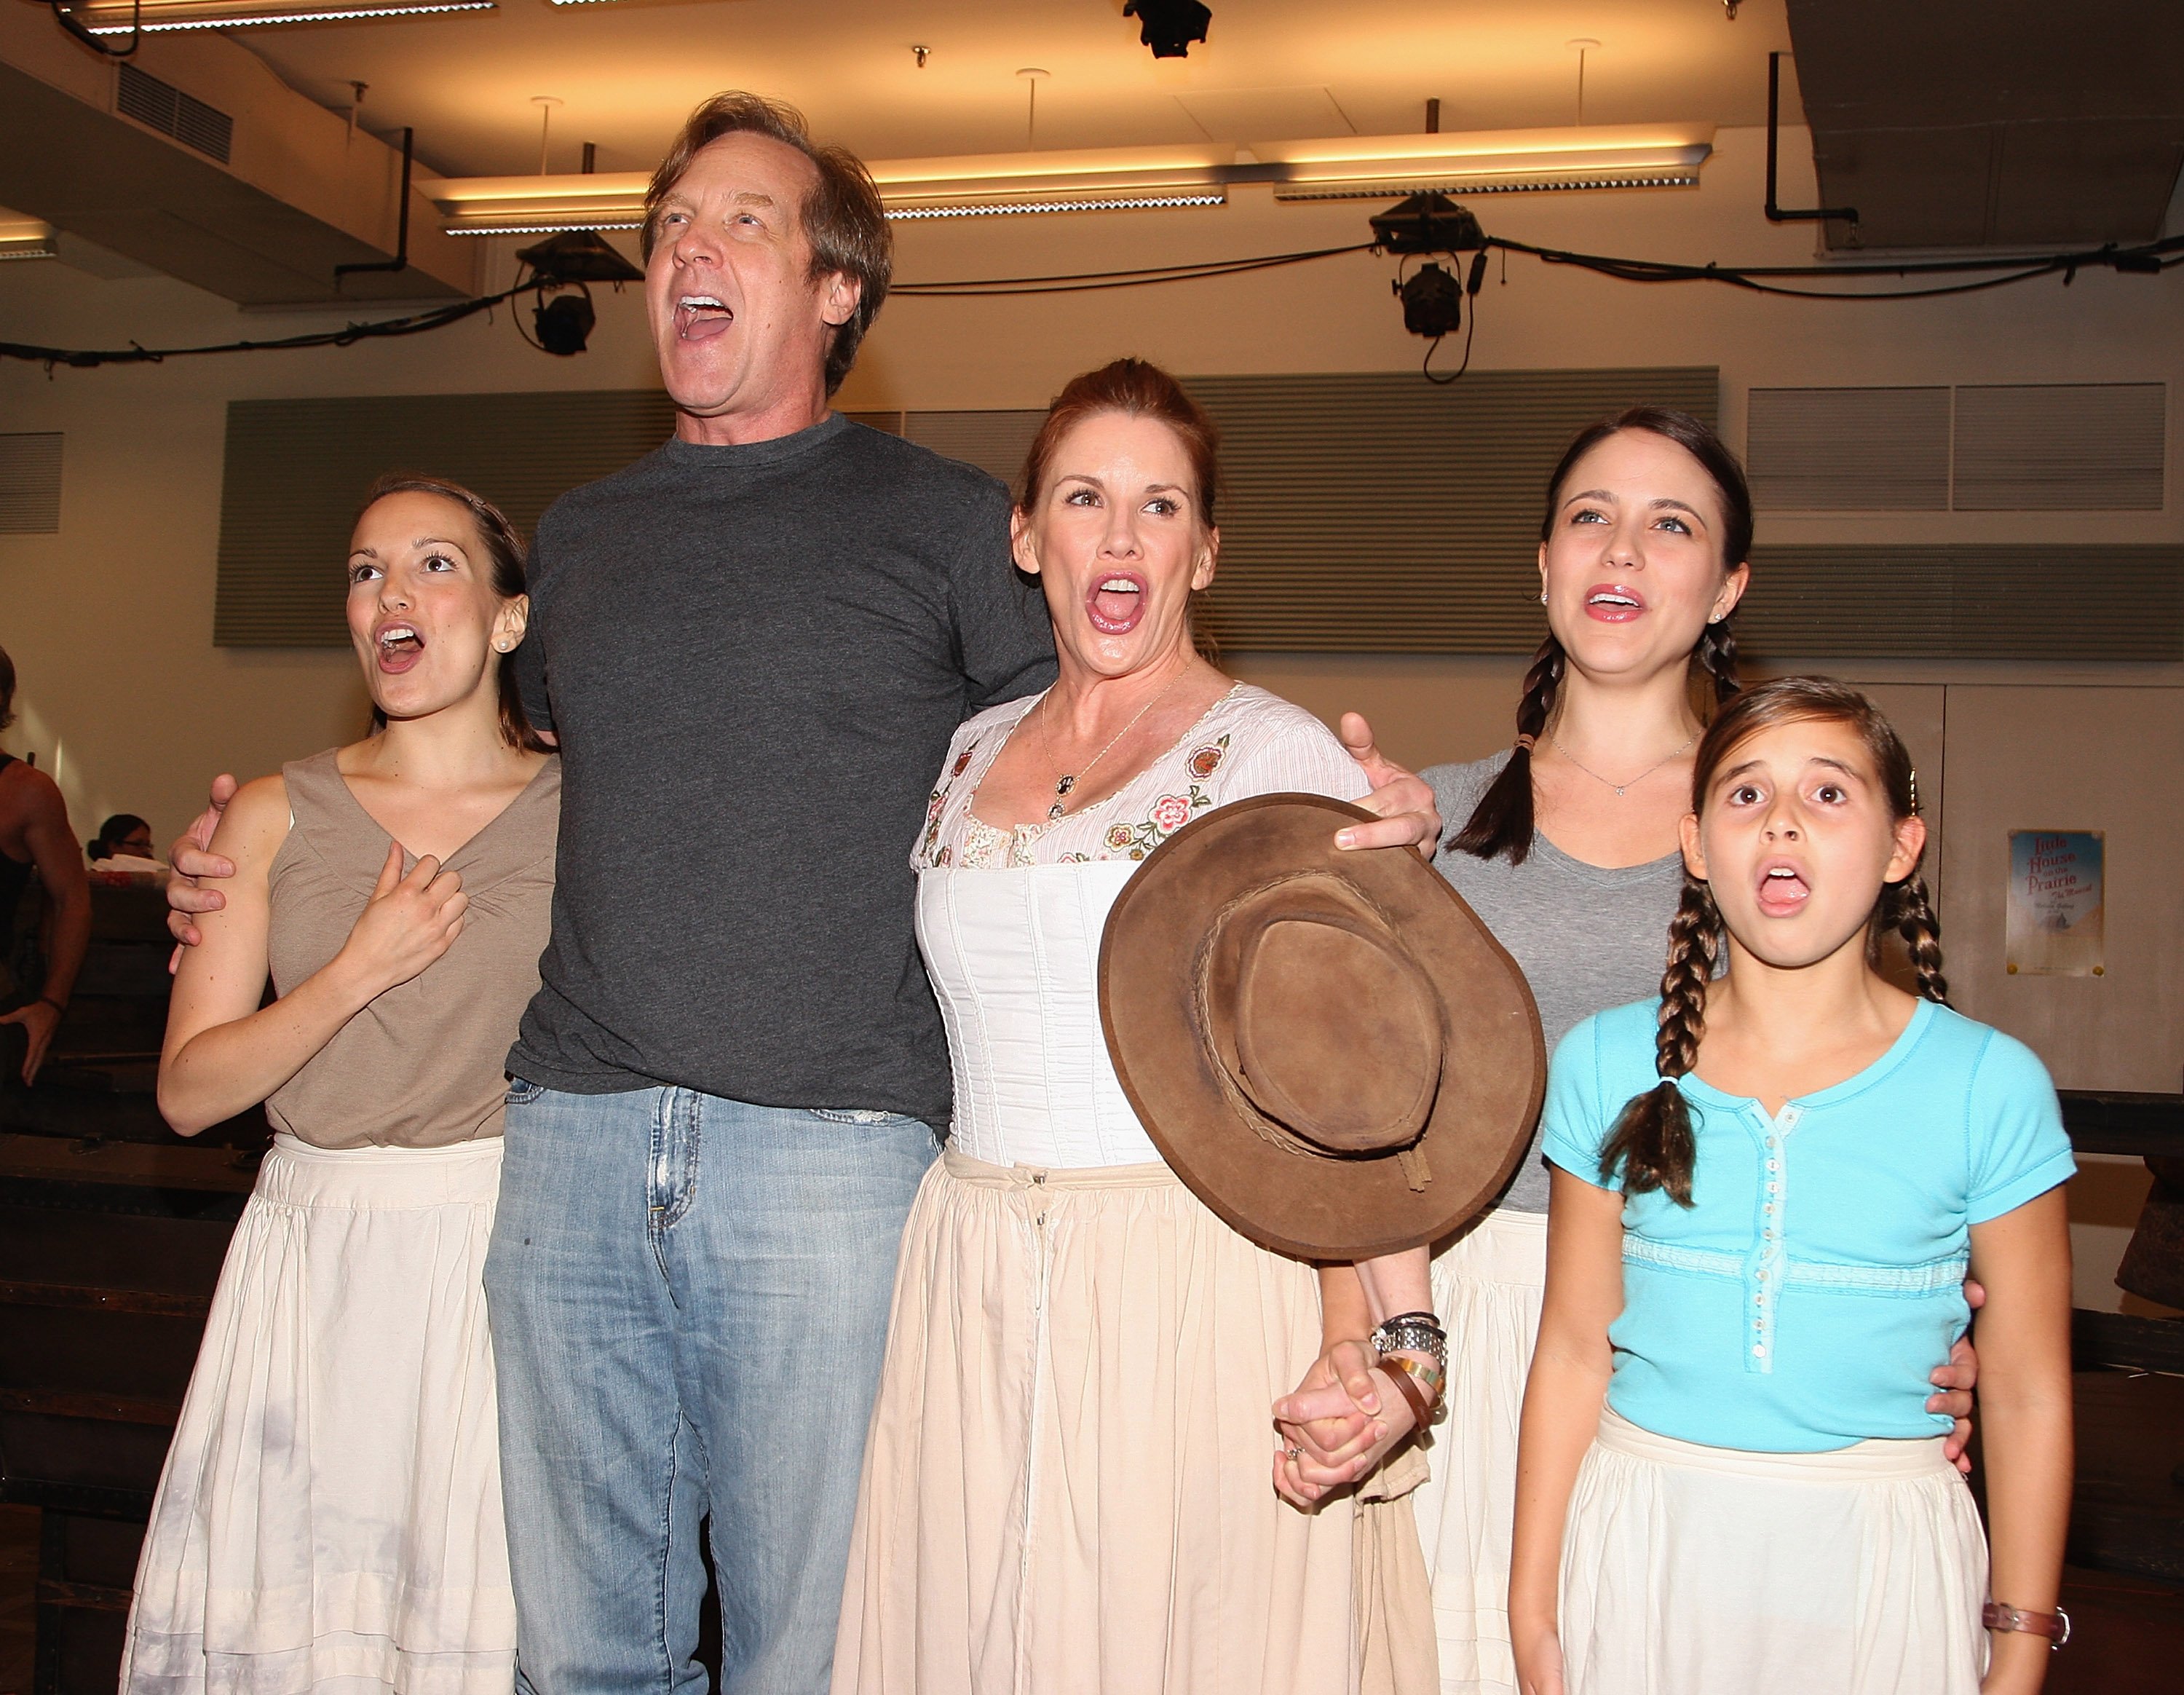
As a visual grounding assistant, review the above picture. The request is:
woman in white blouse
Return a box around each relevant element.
[831,360,1441,1694]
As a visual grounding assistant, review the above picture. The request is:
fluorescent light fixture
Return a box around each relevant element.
[886,194,1226,220]
[428,125,1710,234]
[0,214,59,261]
[1254,125,1714,199]
[74,0,493,31]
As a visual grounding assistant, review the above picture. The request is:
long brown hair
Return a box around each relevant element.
[1599,676,1947,1206]
[357,474,550,754]
[1450,406,1752,865]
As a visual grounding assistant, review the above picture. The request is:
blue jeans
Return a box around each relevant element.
[484,1083,937,1695]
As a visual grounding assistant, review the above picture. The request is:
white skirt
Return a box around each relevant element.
[1415,1207,1546,1695]
[122,1134,515,1695]
[1559,1408,1989,1695]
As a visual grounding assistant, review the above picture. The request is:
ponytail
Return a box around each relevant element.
[1447,635,1564,865]
[1599,876,1719,1206]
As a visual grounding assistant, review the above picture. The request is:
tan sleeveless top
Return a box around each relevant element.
[264,749,560,1149]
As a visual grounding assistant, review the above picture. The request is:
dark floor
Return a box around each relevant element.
[0,1501,2177,1694]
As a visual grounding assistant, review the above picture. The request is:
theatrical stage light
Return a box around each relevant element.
[1124,0,1210,60]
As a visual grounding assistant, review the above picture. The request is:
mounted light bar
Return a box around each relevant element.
[0,213,59,261]
[71,0,494,31]
[428,125,1712,235]
[1254,125,1715,200]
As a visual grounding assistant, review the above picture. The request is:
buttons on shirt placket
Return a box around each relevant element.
[1748,1104,1803,1374]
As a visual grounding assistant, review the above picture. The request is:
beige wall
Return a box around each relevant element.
[4,122,2180,1305]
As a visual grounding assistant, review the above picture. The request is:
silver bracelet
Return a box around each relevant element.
[1369,1313,1447,1379]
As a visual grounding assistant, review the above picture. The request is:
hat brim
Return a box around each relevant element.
[1099,793,1546,1261]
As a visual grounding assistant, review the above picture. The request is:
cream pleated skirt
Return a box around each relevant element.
[1558,1408,1989,1695]
[122,1134,515,1695]
[833,1149,1364,1695]
[1415,1207,1546,1695]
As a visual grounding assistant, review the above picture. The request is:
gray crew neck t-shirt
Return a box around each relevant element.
[508,414,1057,1124]
[1424,750,1685,1212]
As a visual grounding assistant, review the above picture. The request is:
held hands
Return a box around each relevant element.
[1334,714,1441,858]
[165,773,240,968]
[1271,1339,1425,1509]
[337,842,468,999]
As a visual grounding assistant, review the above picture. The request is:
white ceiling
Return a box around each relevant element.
[229,0,1795,179]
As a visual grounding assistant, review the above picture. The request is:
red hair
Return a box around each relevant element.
[1018,358,1222,528]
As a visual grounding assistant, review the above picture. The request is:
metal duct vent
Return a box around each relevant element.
[116,63,234,166]
[1953,384,2165,512]
[1747,387,1951,511]
[0,434,63,534]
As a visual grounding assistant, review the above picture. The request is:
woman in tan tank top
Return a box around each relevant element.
[123,475,557,1695]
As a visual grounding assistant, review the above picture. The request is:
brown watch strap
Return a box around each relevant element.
[1374,1354,1437,1433]
[1984,1602,2070,1646]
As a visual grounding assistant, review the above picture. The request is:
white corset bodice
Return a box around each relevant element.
[917,861,1152,1167]
[911,683,1371,1170]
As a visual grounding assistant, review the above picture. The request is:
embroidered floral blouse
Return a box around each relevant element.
[911,682,1370,1169]
[915,683,1368,871]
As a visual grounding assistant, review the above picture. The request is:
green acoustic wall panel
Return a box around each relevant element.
[1179,367,1720,653]
[215,390,678,647]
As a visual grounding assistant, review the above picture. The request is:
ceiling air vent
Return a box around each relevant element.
[116,63,234,166]
[1952,384,2165,512]
[0,434,64,534]
[1746,387,1951,511]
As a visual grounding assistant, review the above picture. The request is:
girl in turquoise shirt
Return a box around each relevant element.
[1511,678,2074,1695]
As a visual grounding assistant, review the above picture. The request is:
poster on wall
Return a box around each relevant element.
[2005,830,2105,976]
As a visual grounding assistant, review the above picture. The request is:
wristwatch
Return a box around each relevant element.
[1983,1602,2070,1648]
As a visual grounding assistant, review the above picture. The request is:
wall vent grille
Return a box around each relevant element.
[903,411,1047,489]
[0,434,63,535]
[1746,387,1950,510]
[1749,382,2165,511]
[1952,384,2165,511]
[116,63,234,165]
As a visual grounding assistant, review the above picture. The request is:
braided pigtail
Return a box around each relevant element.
[1599,877,1720,1207]
[1883,875,1950,1005]
[1693,615,1741,713]
[1449,634,1564,865]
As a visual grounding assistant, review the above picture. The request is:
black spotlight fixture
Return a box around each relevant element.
[531,287,598,357]
[1123,0,1210,59]
[1396,264,1463,338]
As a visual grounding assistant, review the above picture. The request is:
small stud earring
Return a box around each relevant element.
[1540,591,1548,605]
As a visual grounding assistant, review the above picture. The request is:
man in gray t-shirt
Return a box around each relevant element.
[168,92,1439,1695]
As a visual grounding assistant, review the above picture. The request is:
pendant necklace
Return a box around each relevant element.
[1548,727,1697,797]
[1042,671,1182,821]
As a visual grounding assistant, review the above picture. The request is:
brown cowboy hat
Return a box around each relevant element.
[1099,793,1544,1260]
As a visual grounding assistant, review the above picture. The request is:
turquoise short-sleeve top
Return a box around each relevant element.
[1541,997,2075,1453]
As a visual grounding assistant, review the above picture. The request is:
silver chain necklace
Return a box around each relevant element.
[1041,671,1182,821]
[1548,727,1697,797]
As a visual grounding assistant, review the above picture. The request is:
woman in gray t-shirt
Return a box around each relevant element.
[1304,406,1752,1695]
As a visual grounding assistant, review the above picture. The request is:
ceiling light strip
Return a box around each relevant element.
[1276,175,1701,202]
[447,221,645,237]
[86,0,492,29]
[886,194,1227,221]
